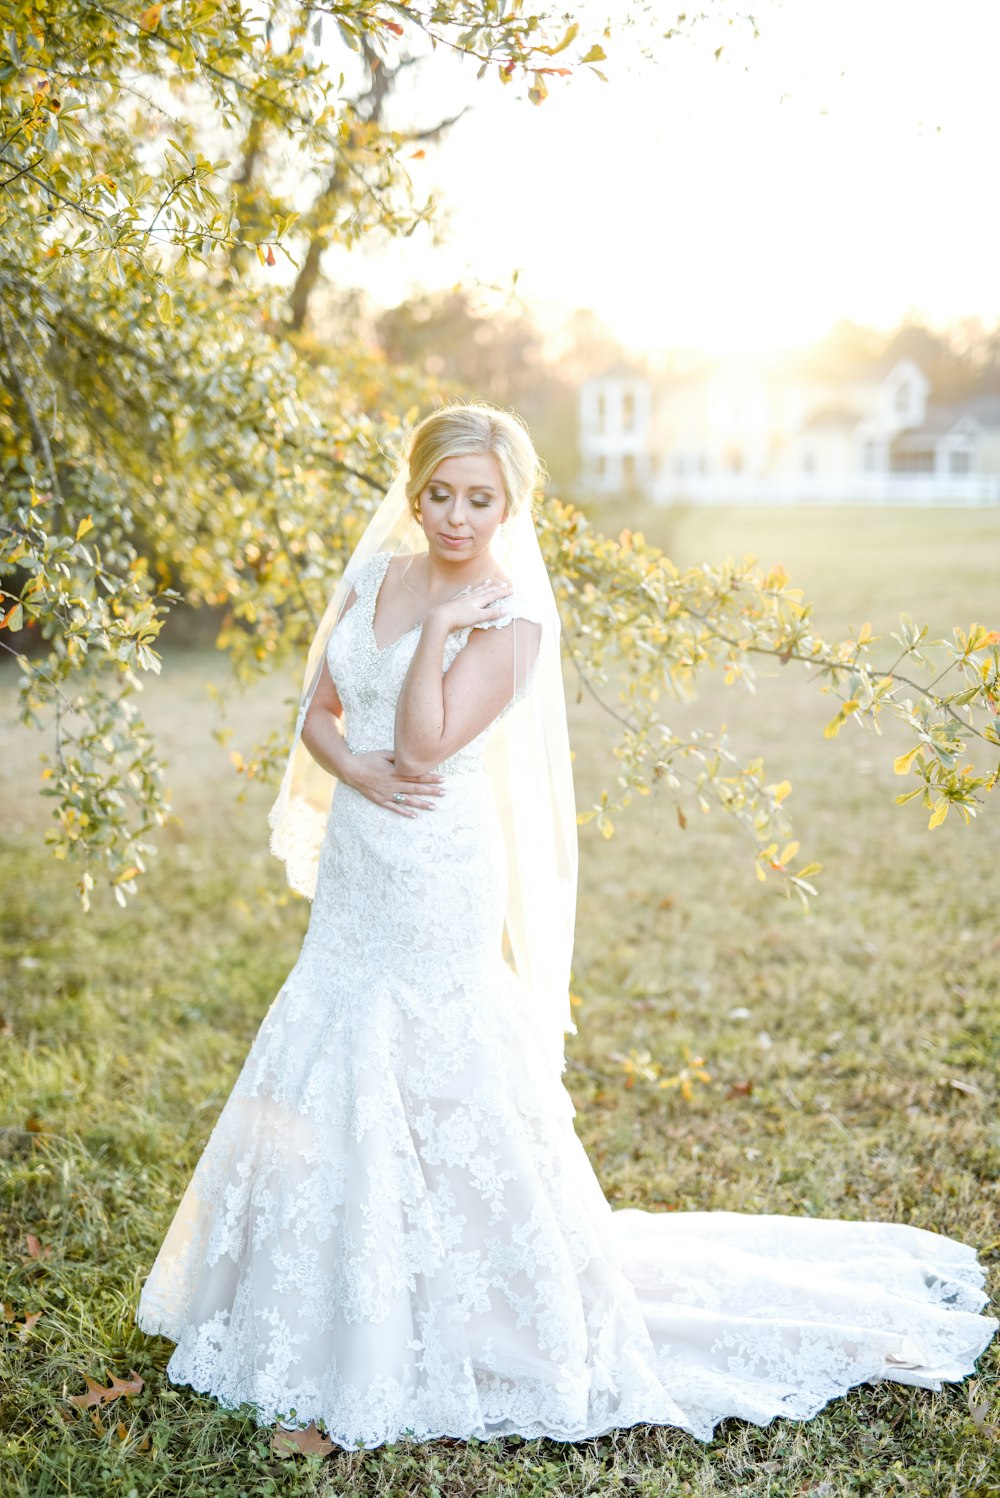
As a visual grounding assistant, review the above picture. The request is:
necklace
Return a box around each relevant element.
[396,554,496,633]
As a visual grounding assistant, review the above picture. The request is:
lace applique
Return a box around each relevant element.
[137,551,998,1450]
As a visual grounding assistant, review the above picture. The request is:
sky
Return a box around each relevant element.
[320,0,1000,360]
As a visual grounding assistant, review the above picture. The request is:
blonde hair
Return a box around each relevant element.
[402,402,545,520]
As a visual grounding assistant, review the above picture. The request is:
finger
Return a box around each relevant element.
[387,799,418,818]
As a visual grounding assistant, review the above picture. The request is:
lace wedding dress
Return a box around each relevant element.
[136,550,997,1448]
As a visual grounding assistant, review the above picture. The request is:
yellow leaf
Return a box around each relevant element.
[139,4,163,30]
[600,817,614,840]
[772,780,791,804]
[543,20,579,55]
[823,699,859,739]
[75,516,94,541]
[779,841,799,865]
[893,745,922,775]
[754,862,767,882]
[797,862,823,877]
[927,800,949,830]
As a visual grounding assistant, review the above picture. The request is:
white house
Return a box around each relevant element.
[577,352,1000,505]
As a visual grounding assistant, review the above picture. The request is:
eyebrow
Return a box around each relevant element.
[429,481,497,495]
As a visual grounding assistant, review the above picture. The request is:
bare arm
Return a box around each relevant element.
[300,594,446,817]
[394,584,541,776]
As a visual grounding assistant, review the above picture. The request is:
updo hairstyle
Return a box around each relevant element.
[403,403,545,522]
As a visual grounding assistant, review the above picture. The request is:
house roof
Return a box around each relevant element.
[799,406,861,433]
[898,396,1000,437]
[957,393,1000,429]
[583,358,651,385]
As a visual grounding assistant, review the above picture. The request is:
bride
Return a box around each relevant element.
[136,402,997,1448]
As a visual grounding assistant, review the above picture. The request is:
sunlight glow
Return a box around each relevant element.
[324,0,1000,359]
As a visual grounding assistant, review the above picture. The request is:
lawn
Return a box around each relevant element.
[1,504,998,1497]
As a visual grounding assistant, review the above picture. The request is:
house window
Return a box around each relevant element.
[895,383,910,413]
[623,453,636,485]
[596,454,606,479]
[596,392,605,432]
[949,450,971,474]
[863,440,876,471]
[622,390,635,432]
[802,451,815,474]
[890,449,934,473]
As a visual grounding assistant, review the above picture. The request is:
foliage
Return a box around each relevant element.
[0,0,606,900]
[1,0,998,916]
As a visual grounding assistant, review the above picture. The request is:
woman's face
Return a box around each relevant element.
[416,451,508,563]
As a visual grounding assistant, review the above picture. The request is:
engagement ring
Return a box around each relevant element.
[392,792,406,804]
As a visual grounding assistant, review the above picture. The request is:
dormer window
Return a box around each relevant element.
[894,383,910,413]
[596,392,605,432]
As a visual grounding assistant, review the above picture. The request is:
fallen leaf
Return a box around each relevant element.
[17,1311,42,1341]
[968,1382,999,1438]
[726,1080,754,1099]
[70,1370,144,1409]
[939,1077,981,1098]
[271,1420,334,1456]
[24,1234,51,1259]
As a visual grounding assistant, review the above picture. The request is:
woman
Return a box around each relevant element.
[136,402,996,1448]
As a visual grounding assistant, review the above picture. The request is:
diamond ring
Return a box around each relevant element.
[392,792,406,804]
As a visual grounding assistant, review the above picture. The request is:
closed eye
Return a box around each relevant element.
[429,489,495,508]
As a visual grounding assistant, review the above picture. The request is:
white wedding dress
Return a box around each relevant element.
[136,550,997,1449]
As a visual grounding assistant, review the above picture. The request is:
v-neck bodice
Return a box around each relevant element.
[368,553,424,657]
[325,550,530,774]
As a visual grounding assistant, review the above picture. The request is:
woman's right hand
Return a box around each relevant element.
[342,750,445,817]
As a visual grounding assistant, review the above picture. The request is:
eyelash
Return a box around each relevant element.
[428,490,492,508]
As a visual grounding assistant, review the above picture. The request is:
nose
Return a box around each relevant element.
[445,496,467,528]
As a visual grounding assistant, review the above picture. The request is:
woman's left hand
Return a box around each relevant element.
[428,578,512,634]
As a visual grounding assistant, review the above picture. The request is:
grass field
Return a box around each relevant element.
[2,505,999,1497]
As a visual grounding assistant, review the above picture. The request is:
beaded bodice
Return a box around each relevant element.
[325,550,531,774]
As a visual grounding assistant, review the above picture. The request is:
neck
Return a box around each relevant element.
[422,547,496,593]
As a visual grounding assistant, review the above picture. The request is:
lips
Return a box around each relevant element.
[439,534,469,547]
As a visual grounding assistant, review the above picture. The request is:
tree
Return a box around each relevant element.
[2,1,997,914]
[373,287,580,489]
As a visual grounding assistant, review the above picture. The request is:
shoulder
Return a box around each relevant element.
[470,590,544,632]
[344,549,391,597]
[456,604,543,674]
